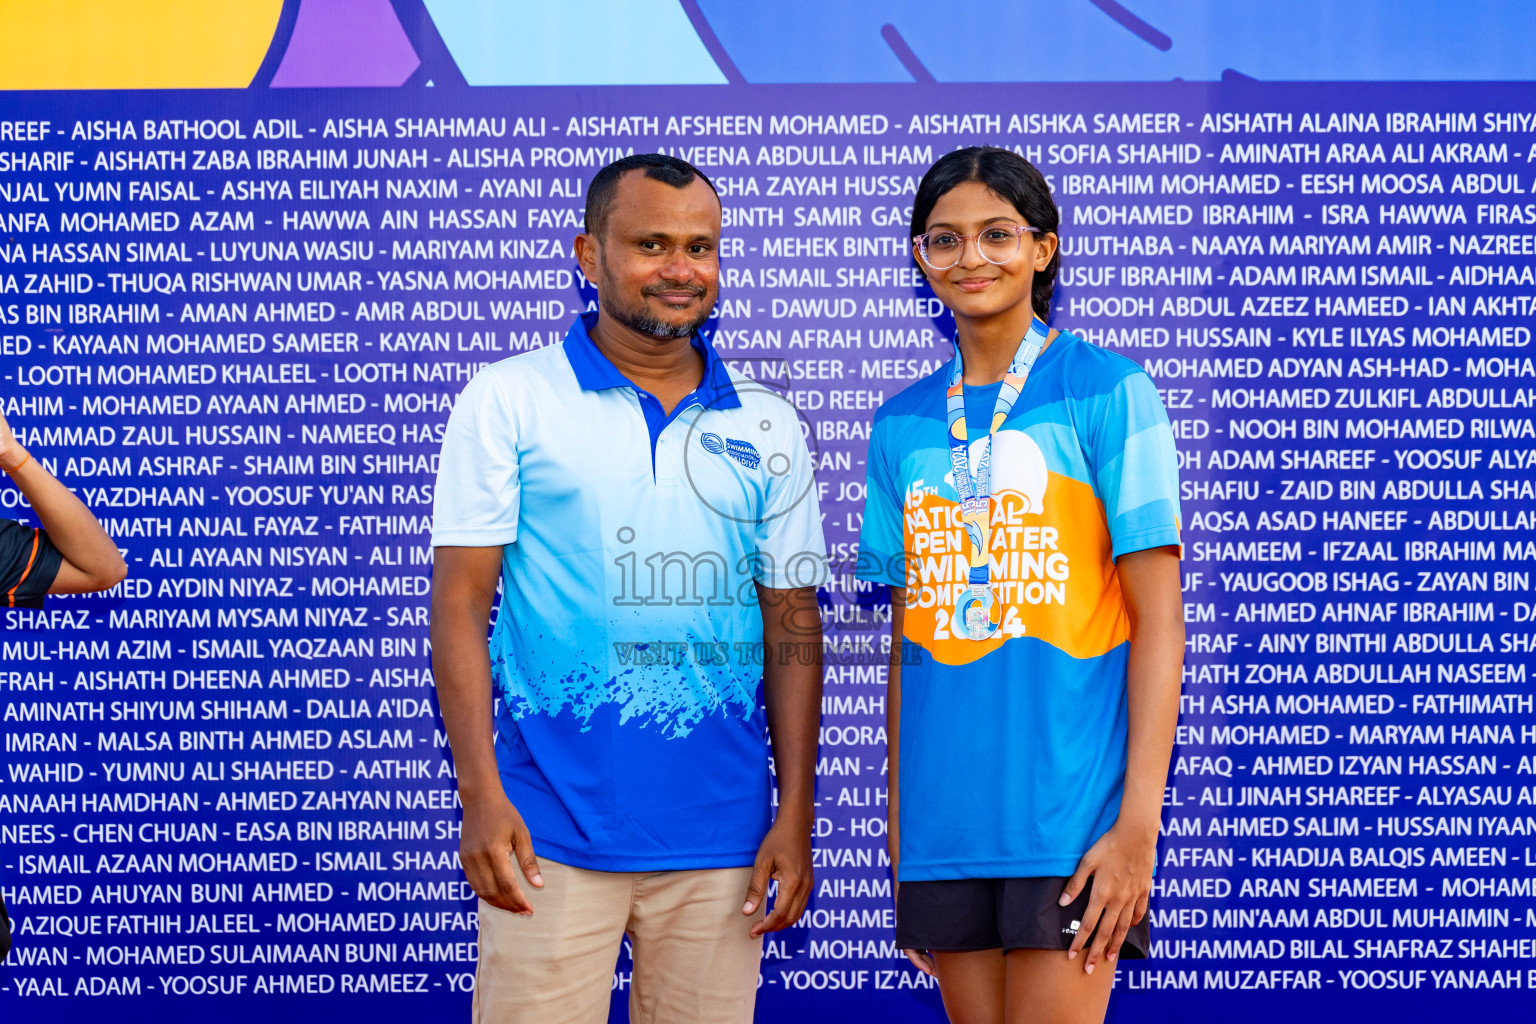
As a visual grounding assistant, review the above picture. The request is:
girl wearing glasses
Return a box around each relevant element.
[856,146,1184,1024]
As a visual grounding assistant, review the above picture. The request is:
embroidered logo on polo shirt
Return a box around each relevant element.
[725,438,760,469]
[699,432,726,454]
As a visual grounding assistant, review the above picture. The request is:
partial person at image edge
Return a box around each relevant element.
[0,406,130,965]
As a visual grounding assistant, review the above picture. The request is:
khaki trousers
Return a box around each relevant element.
[473,858,764,1024]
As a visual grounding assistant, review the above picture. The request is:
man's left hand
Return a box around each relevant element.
[743,818,813,936]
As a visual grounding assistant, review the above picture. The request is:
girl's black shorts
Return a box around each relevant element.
[895,877,1152,957]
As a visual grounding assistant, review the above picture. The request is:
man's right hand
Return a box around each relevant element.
[432,548,530,913]
[460,790,544,915]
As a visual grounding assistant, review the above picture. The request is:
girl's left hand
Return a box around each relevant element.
[1058,824,1157,974]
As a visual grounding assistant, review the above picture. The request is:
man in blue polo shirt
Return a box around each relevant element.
[431,154,827,1023]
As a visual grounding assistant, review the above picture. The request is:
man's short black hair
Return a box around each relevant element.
[584,153,719,239]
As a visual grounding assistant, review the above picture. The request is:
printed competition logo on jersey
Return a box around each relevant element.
[904,427,1127,668]
[700,432,726,454]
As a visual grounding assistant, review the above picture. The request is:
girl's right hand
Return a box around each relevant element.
[903,947,936,977]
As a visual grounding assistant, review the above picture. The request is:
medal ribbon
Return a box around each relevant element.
[945,317,1051,602]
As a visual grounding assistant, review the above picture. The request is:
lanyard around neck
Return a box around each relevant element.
[944,317,1050,589]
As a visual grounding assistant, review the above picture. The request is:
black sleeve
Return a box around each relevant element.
[0,519,65,610]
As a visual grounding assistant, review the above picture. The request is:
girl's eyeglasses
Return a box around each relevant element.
[912,224,1040,270]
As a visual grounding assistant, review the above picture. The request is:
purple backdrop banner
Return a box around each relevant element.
[2,82,1535,1022]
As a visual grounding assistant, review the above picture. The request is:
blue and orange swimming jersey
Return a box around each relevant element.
[857,329,1181,881]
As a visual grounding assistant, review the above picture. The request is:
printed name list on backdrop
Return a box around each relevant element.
[2,84,1536,1022]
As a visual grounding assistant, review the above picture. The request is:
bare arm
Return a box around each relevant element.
[0,412,126,593]
[1117,547,1185,850]
[886,587,935,975]
[885,586,905,881]
[1063,545,1183,973]
[431,545,542,914]
[744,583,823,935]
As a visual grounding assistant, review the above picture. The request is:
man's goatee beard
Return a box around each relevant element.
[602,295,710,340]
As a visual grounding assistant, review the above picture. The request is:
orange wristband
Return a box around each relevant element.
[4,452,29,474]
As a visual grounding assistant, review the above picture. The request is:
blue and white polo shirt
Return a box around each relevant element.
[432,312,828,871]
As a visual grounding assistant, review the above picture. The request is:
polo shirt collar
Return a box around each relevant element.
[563,311,740,410]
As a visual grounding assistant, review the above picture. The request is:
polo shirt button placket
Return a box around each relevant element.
[655,421,682,487]
[635,390,664,485]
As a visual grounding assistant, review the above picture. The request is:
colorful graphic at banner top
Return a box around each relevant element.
[10,1,1535,93]
[695,0,1536,83]
[269,0,421,88]
[0,0,283,90]
[422,0,730,85]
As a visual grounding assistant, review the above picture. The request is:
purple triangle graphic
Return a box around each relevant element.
[271,0,421,87]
